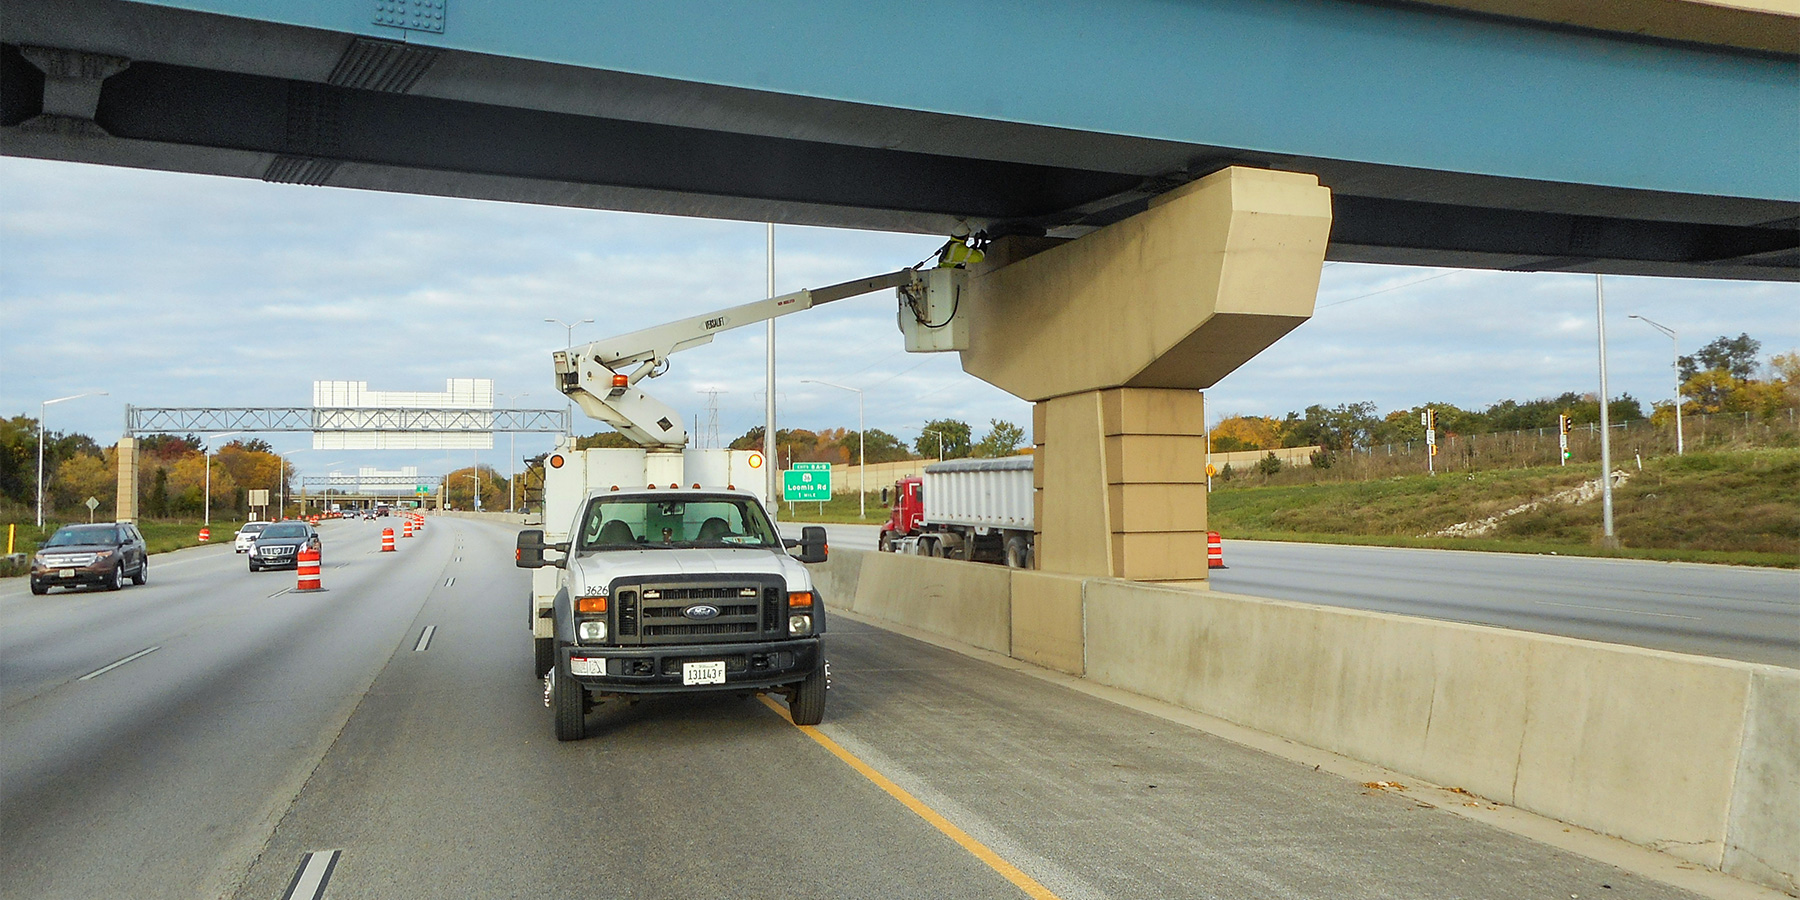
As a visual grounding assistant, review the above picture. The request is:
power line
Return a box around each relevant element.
[1310,268,1461,311]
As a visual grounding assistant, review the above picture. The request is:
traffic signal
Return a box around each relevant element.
[1559,413,1571,435]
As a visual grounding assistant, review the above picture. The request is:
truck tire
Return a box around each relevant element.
[1005,535,1030,569]
[550,662,587,741]
[877,531,893,553]
[788,664,827,726]
[924,537,943,558]
[534,637,554,677]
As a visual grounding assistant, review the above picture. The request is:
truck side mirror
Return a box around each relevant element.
[516,529,547,568]
[796,525,829,564]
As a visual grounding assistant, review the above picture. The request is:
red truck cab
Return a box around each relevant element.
[879,476,925,551]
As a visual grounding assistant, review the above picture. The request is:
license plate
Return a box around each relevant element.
[61,569,78,578]
[569,656,603,676]
[682,660,726,685]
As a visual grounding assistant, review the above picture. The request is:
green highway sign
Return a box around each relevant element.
[416,484,432,494]
[782,465,832,502]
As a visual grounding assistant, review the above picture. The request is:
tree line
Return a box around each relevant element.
[1211,334,1797,456]
[0,424,293,520]
[574,417,1029,466]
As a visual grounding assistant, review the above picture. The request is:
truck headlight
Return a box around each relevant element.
[578,620,608,641]
[788,614,812,636]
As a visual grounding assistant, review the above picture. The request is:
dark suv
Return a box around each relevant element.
[249,521,321,571]
[29,523,150,594]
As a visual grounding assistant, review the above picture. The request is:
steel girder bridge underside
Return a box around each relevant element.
[1,0,1795,282]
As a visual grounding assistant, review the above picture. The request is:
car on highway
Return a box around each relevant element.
[234,521,270,553]
[28,522,150,595]
[248,521,322,572]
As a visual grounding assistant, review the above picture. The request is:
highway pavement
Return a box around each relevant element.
[795,523,1798,668]
[1,516,1731,899]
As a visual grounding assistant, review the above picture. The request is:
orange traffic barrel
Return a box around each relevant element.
[295,545,324,592]
[381,528,396,552]
[402,519,414,538]
[1207,532,1225,569]
[198,527,211,542]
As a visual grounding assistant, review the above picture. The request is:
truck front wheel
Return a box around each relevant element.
[788,664,827,726]
[534,637,554,676]
[549,662,587,741]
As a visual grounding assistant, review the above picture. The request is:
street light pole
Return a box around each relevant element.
[801,379,865,520]
[202,431,244,528]
[923,428,946,461]
[1595,275,1617,548]
[545,318,593,438]
[37,391,107,528]
[1628,314,1684,455]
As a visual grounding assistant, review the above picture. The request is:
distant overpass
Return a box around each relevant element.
[2,0,1796,280]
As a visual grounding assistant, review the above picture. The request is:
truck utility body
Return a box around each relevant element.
[882,456,1034,568]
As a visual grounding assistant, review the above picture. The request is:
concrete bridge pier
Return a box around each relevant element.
[958,166,1333,581]
[114,435,138,523]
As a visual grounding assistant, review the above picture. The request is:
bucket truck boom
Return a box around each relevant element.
[553,268,923,448]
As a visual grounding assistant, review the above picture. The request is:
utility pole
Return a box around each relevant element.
[1595,275,1618,548]
[1628,314,1684,455]
[764,223,778,519]
[923,427,947,461]
[1421,407,1437,476]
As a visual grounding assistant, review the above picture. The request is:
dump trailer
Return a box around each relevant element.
[879,456,1034,568]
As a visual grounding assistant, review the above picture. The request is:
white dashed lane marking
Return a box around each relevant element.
[79,646,159,681]
[279,850,341,900]
[413,625,436,653]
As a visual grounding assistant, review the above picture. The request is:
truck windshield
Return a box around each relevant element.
[576,495,779,550]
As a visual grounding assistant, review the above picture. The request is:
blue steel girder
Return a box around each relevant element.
[2,0,1796,279]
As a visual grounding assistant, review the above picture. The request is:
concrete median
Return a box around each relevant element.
[813,548,1798,895]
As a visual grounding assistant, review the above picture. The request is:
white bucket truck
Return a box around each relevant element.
[516,265,968,740]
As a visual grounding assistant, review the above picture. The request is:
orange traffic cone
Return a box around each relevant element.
[403,519,414,538]
[198,527,211,542]
[295,545,324,591]
[381,528,396,552]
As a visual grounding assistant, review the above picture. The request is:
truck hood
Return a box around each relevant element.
[567,547,811,594]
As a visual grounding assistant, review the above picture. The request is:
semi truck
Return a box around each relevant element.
[517,264,969,740]
[879,456,1035,568]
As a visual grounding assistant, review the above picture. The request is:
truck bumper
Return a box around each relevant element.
[562,637,822,695]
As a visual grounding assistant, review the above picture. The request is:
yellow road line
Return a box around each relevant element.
[758,695,1062,900]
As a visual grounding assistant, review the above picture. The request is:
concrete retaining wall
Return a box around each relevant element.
[812,548,1799,895]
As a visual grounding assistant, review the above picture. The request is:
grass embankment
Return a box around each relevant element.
[1,517,242,572]
[1210,449,1800,567]
[775,492,889,526]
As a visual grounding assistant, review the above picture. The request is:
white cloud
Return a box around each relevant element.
[3,157,1795,481]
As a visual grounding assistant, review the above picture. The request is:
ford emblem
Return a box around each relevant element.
[683,604,720,620]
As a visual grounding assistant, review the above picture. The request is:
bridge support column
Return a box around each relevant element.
[115,437,139,523]
[1033,389,1211,582]
[960,166,1332,579]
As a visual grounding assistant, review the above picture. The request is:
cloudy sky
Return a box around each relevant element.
[2,156,1795,481]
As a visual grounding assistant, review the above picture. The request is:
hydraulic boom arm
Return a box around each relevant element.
[555,269,916,448]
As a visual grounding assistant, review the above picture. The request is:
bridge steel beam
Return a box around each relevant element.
[1,0,1794,280]
[961,166,1333,582]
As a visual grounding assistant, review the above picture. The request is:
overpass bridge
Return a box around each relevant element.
[2,0,1796,280]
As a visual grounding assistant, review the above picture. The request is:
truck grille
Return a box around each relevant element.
[609,578,788,646]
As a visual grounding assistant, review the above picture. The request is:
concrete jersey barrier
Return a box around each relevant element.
[806,548,1799,896]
